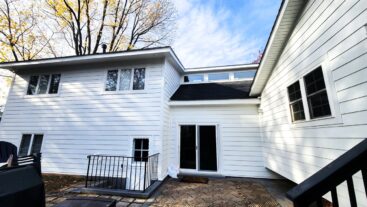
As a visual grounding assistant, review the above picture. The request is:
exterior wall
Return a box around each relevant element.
[169,104,277,178]
[160,60,181,178]
[260,0,367,205]
[0,70,13,108]
[0,59,165,176]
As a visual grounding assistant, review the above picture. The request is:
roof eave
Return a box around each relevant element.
[249,0,307,96]
[185,64,259,73]
[0,47,185,72]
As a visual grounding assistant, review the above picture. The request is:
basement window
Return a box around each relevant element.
[105,68,145,91]
[133,139,149,162]
[27,74,61,95]
[287,81,305,122]
[304,67,331,119]
[19,134,43,156]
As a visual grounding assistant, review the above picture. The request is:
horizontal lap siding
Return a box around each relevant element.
[160,60,181,179]
[260,0,367,206]
[170,105,276,178]
[0,60,164,175]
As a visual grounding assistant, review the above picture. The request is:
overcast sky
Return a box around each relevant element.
[171,0,281,68]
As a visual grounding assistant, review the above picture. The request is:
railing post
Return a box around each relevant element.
[143,156,147,192]
[346,177,357,207]
[85,155,91,188]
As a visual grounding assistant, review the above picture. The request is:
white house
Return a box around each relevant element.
[0,0,366,205]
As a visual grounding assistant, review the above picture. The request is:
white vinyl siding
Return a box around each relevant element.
[260,0,367,206]
[160,60,182,179]
[0,59,163,175]
[170,105,277,178]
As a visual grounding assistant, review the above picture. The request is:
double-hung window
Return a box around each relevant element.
[133,139,149,162]
[304,67,331,119]
[287,66,332,123]
[105,68,145,91]
[27,74,61,95]
[19,134,44,156]
[287,81,305,122]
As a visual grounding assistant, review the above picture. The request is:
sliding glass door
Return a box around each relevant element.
[180,125,217,172]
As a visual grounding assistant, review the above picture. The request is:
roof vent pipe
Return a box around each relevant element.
[102,44,107,53]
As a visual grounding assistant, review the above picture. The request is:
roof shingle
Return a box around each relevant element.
[170,81,253,101]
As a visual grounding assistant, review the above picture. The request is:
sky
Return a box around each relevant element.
[171,0,282,68]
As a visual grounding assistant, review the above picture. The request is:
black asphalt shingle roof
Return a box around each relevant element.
[170,81,253,101]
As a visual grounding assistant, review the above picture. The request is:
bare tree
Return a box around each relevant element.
[0,0,55,62]
[45,0,176,55]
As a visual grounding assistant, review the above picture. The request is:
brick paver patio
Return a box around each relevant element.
[46,177,294,207]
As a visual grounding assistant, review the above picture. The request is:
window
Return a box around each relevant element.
[105,68,145,91]
[133,139,149,162]
[208,73,229,81]
[19,134,43,156]
[27,74,61,95]
[304,67,331,119]
[183,74,204,83]
[0,105,3,122]
[287,81,305,122]
[234,70,256,79]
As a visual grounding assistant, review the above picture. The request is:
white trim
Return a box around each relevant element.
[181,70,255,84]
[24,73,62,97]
[286,63,343,127]
[1,47,185,72]
[102,68,147,93]
[250,0,306,96]
[185,64,258,73]
[177,123,221,174]
[19,132,44,156]
[169,99,260,106]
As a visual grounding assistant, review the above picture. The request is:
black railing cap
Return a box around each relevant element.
[87,153,160,159]
[286,139,367,203]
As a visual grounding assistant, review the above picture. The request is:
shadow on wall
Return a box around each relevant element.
[1,59,162,175]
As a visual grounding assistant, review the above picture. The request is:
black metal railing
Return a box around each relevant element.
[85,153,159,192]
[286,139,367,207]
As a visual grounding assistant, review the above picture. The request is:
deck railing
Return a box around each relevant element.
[85,153,159,192]
[286,139,367,207]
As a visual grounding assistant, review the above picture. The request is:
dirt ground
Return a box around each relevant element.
[43,174,84,194]
[44,175,295,207]
[152,178,283,207]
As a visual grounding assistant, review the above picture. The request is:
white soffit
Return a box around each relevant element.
[250,0,307,96]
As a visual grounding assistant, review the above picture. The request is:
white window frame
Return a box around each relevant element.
[132,138,149,162]
[176,122,221,175]
[25,74,61,96]
[286,63,343,127]
[181,70,255,84]
[19,133,44,156]
[104,68,146,92]
[287,80,306,122]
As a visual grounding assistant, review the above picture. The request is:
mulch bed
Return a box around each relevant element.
[43,174,85,194]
